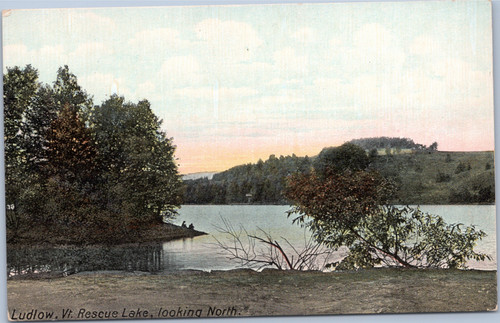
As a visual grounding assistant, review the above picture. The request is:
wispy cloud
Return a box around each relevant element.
[2,2,493,173]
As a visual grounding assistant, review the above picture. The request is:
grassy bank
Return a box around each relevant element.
[372,151,495,204]
[7,268,497,320]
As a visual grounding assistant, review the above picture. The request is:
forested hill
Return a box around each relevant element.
[183,154,312,204]
[183,148,495,205]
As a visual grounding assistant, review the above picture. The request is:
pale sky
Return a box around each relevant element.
[2,0,494,174]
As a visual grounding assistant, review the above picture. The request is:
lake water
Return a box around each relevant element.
[7,205,497,276]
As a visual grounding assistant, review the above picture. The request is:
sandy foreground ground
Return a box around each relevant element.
[6,268,497,321]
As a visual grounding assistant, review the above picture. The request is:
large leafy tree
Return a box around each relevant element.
[120,99,182,222]
[45,103,98,186]
[3,65,40,232]
[20,103,99,228]
[90,95,182,223]
[285,144,490,270]
[4,65,182,243]
[21,84,59,175]
[15,65,92,178]
[313,143,370,178]
[286,170,395,229]
[53,65,93,121]
[3,65,39,167]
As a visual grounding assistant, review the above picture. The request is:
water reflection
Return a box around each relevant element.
[7,244,164,277]
[161,237,235,272]
[7,237,230,277]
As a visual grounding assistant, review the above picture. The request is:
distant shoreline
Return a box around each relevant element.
[180,202,496,206]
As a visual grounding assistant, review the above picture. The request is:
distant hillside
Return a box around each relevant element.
[371,151,495,205]
[182,144,494,205]
[183,154,312,204]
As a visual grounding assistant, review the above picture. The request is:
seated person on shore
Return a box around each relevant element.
[188,223,194,230]
[181,221,187,228]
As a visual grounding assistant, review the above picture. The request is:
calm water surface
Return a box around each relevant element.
[165,205,497,271]
[7,205,497,275]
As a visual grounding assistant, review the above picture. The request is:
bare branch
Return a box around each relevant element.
[214,218,337,271]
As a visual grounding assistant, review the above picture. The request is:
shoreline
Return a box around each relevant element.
[181,202,496,206]
[7,223,207,248]
[7,265,498,281]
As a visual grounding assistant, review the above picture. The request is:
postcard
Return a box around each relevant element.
[2,0,497,321]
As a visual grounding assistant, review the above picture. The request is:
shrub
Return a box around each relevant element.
[455,162,467,174]
[285,170,490,270]
[436,171,451,183]
[330,206,490,270]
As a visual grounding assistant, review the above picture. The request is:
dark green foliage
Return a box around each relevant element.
[429,142,438,151]
[455,162,467,174]
[4,65,182,243]
[184,148,494,205]
[449,185,495,204]
[3,65,39,168]
[348,137,426,150]
[91,95,182,223]
[45,104,98,185]
[436,171,451,183]
[313,143,369,178]
[53,65,93,122]
[183,154,312,204]
[449,188,474,204]
[183,178,227,204]
[329,206,490,270]
[3,66,42,237]
[477,185,495,202]
[21,84,59,174]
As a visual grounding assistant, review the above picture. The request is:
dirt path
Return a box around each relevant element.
[7,268,497,320]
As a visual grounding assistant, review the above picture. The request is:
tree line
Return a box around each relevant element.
[348,136,436,151]
[183,140,425,205]
[184,140,494,205]
[4,65,182,244]
[183,154,313,204]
